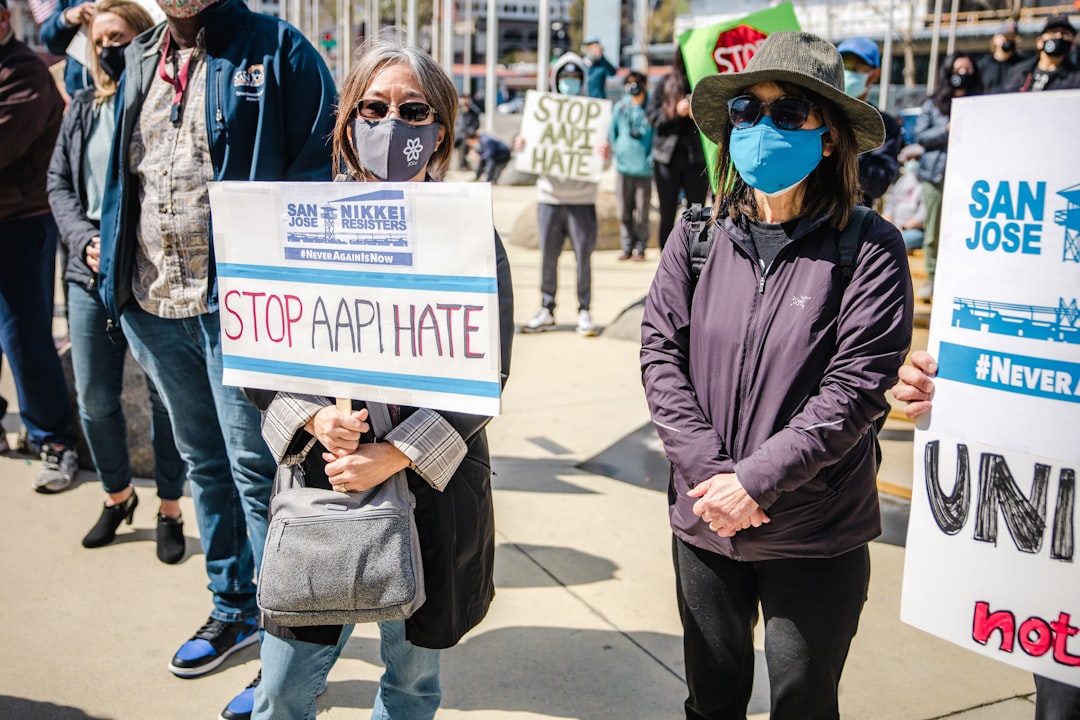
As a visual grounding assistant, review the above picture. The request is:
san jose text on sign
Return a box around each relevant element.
[207,181,503,416]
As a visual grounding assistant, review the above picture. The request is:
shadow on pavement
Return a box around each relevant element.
[0,696,112,720]
[492,456,600,494]
[494,542,619,587]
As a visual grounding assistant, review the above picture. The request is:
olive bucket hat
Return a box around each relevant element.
[691,31,886,154]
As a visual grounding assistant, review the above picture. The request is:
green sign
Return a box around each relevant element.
[677,3,801,191]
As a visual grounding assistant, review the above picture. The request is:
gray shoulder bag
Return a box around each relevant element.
[257,401,426,627]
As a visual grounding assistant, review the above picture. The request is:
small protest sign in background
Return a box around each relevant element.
[515,90,612,183]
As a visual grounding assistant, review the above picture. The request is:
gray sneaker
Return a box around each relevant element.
[33,444,79,494]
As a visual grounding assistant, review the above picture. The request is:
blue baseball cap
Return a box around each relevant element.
[837,37,881,69]
[583,35,601,45]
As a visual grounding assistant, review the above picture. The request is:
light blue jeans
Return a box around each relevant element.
[67,283,184,497]
[253,621,441,720]
[121,305,274,622]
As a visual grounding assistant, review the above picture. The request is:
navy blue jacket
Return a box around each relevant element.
[39,0,93,96]
[97,0,337,324]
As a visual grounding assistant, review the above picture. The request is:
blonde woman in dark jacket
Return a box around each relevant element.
[46,0,185,561]
[641,33,913,719]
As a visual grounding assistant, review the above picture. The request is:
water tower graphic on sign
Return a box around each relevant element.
[1057,183,1080,263]
[320,204,338,244]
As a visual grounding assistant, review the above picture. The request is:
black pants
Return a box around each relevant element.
[673,537,870,720]
[654,155,709,250]
[1036,675,1080,720]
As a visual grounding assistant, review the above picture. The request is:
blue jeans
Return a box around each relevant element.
[254,621,441,720]
[0,215,75,448]
[67,282,184,497]
[121,305,274,621]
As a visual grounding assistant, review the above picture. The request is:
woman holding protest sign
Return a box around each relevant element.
[640,32,913,719]
[46,0,187,559]
[247,35,514,720]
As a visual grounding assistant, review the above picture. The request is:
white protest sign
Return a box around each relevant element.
[208,181,502,416]
[900,91,1080,688]
[66,0,166,67]
[514,90,612,182]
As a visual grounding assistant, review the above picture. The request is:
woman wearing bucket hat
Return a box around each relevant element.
[641,32,913,719]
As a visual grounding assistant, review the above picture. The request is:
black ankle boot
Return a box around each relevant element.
[82,490,138,548]
[156,513,185,565]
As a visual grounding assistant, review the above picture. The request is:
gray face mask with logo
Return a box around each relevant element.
[350,118,441,181]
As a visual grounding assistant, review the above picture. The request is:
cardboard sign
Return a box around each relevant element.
[900,91,1080,688]
[514,90,612,182]
[208,181,503,416]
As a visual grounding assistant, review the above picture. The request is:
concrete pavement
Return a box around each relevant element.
[0,175,1039,719]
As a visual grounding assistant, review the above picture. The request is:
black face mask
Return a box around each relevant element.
[949,72,976,90]
[626,82,644,97]
[1042,37,1072,57]
[1000,39,1016,53]
[98,44,129,82]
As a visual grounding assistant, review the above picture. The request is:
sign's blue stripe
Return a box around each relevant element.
[938,341,1080,404]
[218,263,496,293]
[224,355,501,398]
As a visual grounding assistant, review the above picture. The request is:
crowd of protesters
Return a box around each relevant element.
[2,2,1078,718]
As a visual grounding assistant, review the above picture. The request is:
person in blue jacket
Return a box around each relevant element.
[96,0,337,717]
[609,70,654,261]
[582,35,617,99]
[40,0,98,96]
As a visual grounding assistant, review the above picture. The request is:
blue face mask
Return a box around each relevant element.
[557,77,582,95]
[728,116,829,196]
[843,69,870,98]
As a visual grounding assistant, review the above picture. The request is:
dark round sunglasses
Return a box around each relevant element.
[356,99,437,124]
[727,95,817,131]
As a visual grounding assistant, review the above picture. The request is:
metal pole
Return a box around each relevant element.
[633,0,649,72]
[536,0,550,92]
[407,0,417,48]
[880,0,895,111]
[442,0,454,74]
[464,0,473,96]
[340,0,352,77]
[946,0,960,56]
[927,0,944,95]
[484,0,497,132]
[432,0,440,62]
[395,0,402,42]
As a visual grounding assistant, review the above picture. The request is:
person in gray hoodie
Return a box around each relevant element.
[518,52,610,337]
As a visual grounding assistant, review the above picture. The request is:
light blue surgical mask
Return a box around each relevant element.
[557,77,582,95]
[904,159,920,175]
[729,116,829,196]
[843,69,870,98]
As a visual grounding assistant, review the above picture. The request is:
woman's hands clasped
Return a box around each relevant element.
[305,406,410,493]
[688,473,771,538]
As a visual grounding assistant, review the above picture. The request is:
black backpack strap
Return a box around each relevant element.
[837,205,874,289]
[683,203,714,289]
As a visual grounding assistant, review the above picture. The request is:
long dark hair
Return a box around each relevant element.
[713,82,861,231]
[661,49,691,120]
[930,52,984,116]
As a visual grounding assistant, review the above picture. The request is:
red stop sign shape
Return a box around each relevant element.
[712,25,768,74]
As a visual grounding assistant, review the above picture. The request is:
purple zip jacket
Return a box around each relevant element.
[641,209,913,561]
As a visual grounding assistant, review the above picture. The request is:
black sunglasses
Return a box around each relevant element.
[726,95,817,131]
[355,99,437,124]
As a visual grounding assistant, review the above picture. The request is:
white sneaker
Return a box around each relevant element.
[522,307,555,333]
[576,309,598,337]
[33,443,79,494]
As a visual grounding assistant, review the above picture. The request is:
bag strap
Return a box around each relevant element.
[837,205,874,290]
[367,402,393,440]
[684,202,714,291]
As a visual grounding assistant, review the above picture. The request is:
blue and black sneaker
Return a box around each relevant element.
[168,616,259,677]
[219,670,261,720]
